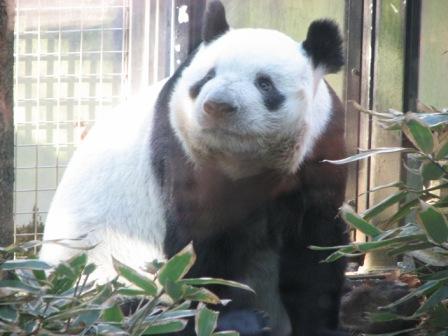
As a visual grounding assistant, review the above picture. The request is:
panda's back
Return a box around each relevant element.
[40,81,168,280]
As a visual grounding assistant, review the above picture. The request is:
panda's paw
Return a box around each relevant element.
[317,329,350,336]
[216,309,271,336]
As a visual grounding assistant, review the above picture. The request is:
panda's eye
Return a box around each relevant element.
[255,74,285,111]
[256,76,274,92]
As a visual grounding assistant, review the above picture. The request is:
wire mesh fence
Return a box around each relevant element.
[13,0,130,244]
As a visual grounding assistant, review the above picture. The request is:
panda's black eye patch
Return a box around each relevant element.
[255,74,285,111]
[189,68,216,99]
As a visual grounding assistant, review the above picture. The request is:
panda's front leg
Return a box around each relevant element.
[216,309,271,336]
[212,248,291,336]
[172,307,271,336]
[279,209,348,336]
[201,247,279,336]
[167,234,276,336]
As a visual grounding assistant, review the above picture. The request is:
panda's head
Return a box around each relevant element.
[170,1,343,178]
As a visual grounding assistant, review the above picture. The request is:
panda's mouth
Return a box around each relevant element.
[198,111,235,131]
[201,127,256,141]
[198,112,255,139]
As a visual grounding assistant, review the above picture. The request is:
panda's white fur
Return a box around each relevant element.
[170,28,332,178]
[40,29,332,281]
[40,82,168,280]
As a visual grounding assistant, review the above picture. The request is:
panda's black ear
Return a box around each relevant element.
[202,1,230,44]
[302,19,344,74]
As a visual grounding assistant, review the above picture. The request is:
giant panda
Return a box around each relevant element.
[40,1,348,335]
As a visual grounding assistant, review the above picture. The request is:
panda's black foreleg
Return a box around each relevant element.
[164,230,275,336]
[216,309,271,336]
[279,211,348,336]
[170,309,270,336]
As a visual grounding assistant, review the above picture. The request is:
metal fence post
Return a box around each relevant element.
[0,0,15,246]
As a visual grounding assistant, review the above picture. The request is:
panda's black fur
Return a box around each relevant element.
[151,2,348,335]
[202,0,230,43]
[302,19,345,74]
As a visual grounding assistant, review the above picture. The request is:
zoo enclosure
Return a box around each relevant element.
[0,0,447,268]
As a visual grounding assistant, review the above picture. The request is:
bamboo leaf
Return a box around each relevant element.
[75,309,102,335]
[116,288,147,296]
[387,198,419,224]
[323,246,358,263]
[45,306,106,322]
[0,280,40,294]
[323,147,411,165]
[416,285,448,314]
[68,253,88,272]
[369,311,402,323]
[180,278,253,293]
[417,202,448,244]
[195,305,219,336]
[420,160,445,180]
[145,310,196,323]
[362,191,408,221]
[183,286,221,305]
[102,305,124,323]
[428,303,448,328]
[164,280,185,302]
[159,243,196,287]
[94,324,128,335]
[112,257,158,296]
[0,259,52,271]
[387,242,434,256]
[420,270,448,281]
[0,307,18,323]
[341,204,382,238]
[355,239,403,252]
[417,113,448,128]
[436,137,448,159]
[360,181,404,196]
[336,234,428,256]
[382,280,441,310]
[435,195,448,208]
[403,117,434,154]
[83,263,96,275]
[143,320,188,335]
[309,244,353,251]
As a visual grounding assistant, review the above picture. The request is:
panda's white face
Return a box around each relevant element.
[170,28,331,178]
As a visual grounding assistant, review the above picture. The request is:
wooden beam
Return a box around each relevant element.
[0,0,15,246]
[173,0,206,67]
[128,0,149,91]
[343,0,364,211]
[355,0,376,245]
[187,0,205,53]
[343,0,375,245]
[363,0,407,270]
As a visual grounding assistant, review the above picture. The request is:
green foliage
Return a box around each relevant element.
[0,241,248,335]
[321,103,448,335]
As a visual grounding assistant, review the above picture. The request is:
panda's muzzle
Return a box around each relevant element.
[203,99,237,117]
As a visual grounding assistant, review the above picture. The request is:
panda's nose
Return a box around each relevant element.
[203,100,237,116]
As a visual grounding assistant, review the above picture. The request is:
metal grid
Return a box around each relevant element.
[13,0,130,244]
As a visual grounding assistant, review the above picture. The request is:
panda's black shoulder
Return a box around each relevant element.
[299,82,347,205]
[150,49,199,187]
